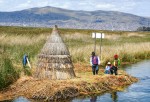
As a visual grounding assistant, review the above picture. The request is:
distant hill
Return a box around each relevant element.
[0,6,150,31]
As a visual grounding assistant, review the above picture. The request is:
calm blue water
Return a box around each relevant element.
[72,60,150,102]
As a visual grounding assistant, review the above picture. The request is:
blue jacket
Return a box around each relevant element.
[22,54,27,66]
[105,65,111,71]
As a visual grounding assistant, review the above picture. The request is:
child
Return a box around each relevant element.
[105,62,111,74]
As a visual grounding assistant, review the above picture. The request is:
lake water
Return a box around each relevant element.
[72,60,150,102]
[7,60,150,102]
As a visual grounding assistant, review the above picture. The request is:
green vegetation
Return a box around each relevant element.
[0,49,19,89]
[0,26,150,64]
[0,26,150,89]
[61,29,150,64]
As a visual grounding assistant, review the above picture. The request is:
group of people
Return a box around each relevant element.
[90,52,120,75]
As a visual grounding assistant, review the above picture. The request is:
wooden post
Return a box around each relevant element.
[94,33,96,53]
[100,33,102,61]
[27,58,31,68]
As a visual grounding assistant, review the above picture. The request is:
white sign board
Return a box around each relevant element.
[92,33,105,38]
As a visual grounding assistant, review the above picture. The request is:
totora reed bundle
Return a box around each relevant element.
[35,25,76,80]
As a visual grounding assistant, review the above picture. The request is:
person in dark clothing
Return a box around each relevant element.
[111,54,121,75]
[90,52,100,75]
[111,66,118,75]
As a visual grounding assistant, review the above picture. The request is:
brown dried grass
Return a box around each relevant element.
[0,34,47,45]
[0,71,138,101]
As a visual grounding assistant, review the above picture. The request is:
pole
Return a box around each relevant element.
[100,33,102,61]
[27,58,31,68]
[94,33,96,53]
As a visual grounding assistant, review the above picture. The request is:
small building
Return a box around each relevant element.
[35,25,76,80]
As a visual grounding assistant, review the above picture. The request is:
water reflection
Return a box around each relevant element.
[72,60,150,102]
[111,92,118,102]
[90,96,97,102]
[13,96,30,102]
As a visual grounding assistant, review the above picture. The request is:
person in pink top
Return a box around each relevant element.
[90,52,100,75]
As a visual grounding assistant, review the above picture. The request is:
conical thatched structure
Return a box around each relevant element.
[35,25,76,80]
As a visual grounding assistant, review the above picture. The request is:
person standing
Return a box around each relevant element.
[112,54,121,75]
[90,52,100,75]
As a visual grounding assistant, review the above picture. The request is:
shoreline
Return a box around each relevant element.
[0,70,138,101]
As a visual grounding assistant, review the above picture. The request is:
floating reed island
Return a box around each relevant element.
[0,71,138,101]
[0,26,138,101]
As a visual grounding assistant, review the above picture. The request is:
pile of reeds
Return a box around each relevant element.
[35,26,76,80]
[0,72,138,101]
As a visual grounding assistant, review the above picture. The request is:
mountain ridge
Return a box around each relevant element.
[0,6,150,31]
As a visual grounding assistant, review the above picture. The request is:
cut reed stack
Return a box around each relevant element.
[35,25,76,80]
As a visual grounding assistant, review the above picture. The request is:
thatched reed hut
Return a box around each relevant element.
[35,25,76,80]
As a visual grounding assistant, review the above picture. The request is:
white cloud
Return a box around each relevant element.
[35,1,49,7]
[96,1,136,11]
[0,0,149,17]
[52,2,71,9]
[27,0,31,3]
[79,2,87,5]
[13,2,31,10]
[95,3,116,10]
[11,0,49,11]
[16,3,30,8]
[0,0,3,3]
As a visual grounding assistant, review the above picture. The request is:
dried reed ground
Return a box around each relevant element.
[0,68,138,101]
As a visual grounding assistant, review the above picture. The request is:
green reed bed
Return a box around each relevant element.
[0,51,19,89]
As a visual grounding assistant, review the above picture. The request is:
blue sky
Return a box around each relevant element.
[0,0,149,17]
